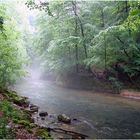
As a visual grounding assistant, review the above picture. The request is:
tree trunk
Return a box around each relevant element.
[104,35,107,70]
[125,1,128,13]
[101,8,107,70]
[72,1,88,59]
[101,9,105,28]
[72,0,79,73]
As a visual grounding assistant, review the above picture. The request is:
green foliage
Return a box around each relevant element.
[0,100,20,138]
[0,98,32,138]
[25,0,53,16]
[0,100,27,121]
[36,128,50,139]
[31,0,140,87]
[33,1,89,74]
[0,2,27,88]
[0,118,15,139]
[109,77,123,94]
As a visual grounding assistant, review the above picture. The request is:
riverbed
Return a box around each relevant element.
[13,69,140,138]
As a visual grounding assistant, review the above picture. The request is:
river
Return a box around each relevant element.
[13,68,140,139]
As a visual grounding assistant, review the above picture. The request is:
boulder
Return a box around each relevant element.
[41,117,45,120]
[23,100,30,108]
[73,118,78,121]
[39,111,48,117]
[13,97,29,107]
[30,104,39,113]
[57,114,71,124]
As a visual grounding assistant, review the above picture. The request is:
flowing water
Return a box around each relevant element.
[13,68,140,138]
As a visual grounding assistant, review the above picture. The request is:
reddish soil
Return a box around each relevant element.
[121,90,140,100]
[15,128,37,139]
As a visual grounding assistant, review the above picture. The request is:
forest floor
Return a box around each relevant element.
[0,90,51,139]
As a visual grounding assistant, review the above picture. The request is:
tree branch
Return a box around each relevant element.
[114,35,131,60]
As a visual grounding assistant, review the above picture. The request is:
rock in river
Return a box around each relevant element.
[57,114,71,124]
[39,111,48,117]
[30,104,39,113]
[12,97,30,108]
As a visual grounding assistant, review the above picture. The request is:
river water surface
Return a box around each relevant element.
[13,68,140,138]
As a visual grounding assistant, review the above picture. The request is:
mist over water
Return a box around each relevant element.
[13,65,140,138]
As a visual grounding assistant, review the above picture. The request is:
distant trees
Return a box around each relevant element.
[27,0,140,86]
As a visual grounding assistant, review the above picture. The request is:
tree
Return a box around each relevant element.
[29,0,140,88]
[0,2,27,89]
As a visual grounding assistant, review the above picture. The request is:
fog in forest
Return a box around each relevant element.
[0,0,140,139]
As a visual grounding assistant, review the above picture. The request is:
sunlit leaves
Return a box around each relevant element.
[0,3,26,88]
[25,0,53,16]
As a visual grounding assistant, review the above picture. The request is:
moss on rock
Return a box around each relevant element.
[36,128,51,139]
